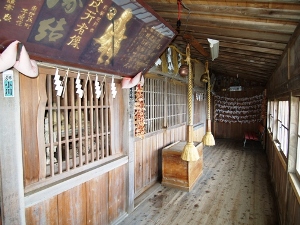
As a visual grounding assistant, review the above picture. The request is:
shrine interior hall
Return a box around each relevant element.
[0,1,300,225]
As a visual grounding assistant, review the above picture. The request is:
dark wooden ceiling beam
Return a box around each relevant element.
[176,38,286,62]
[217,54,277,67]
[173,24,291,43]
[212,66,270,81]
[147,3,300,21]
[183,34,287,50]
[213,70,269,83]
[213,60,274,73]
[160,12,297,34]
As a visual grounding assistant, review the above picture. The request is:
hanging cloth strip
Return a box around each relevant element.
[177,0,182,31]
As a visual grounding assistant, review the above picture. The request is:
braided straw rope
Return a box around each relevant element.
[186,45,193,126]
[181,44,200,161]
[202,61,215,146]
[207,74,211,120]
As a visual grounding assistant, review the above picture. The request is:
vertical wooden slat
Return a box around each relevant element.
[86,174,109,225]
[84,78,89,165]
[100,84,104,159]
[63,83,70,172]
[160,79,163,129]
[56,94,64,174]
[151,79,153,132]
[31,73,48,180]
[95,84,100,160]
[108,166,126,223]
[105,83,110,156]
[25,196,58,225]
[89,79,94,162]
[134,140,143,194]
[70,77,77,169]
[58,184,87,225]
[143,138,150,186]
[164,77,168,128]
[78,96,83,166]
[47,75,55,177]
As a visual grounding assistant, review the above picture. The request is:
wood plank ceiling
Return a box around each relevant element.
[143,0,300,85]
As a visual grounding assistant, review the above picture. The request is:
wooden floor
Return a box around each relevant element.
[119,139,278,225]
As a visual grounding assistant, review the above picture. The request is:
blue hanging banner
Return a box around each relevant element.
[3,70,14,97]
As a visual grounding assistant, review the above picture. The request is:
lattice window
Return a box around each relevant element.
[167,81,187,127]
[277,100,289,156]
[268,101,274,133]
[194,92,205,125]
[44,73,111,178]
[144,77,164,133]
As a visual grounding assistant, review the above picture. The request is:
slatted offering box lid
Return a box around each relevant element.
[0,0,176,77]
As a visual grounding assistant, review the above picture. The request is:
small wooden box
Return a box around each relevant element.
[162,141,203,191]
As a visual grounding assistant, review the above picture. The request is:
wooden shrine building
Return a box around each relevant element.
[0,1,300,224]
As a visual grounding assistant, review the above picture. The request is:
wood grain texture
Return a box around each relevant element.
[162,141,203,191]
[120,139,278,225]
[86,174,109,225]
[25,196,58,225]
[20,74,41,186]
[134,125,187,198]
[58,184,87,225]
[143,0,300,83]
[109,165,126,224]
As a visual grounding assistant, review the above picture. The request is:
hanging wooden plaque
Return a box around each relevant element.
[0,0,176,77]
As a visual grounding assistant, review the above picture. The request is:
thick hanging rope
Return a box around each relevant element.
[181,44,200,161]
[202,61,215,146]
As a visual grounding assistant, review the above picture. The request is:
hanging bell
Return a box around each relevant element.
[200,72,209,83]
[179,64,189,77]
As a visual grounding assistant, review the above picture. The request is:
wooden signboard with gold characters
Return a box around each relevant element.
[0,0,176,77]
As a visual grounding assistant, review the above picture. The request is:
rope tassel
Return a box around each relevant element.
[181,44,200,161]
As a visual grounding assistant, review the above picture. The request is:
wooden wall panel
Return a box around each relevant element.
[20,74,46,186]
[86,174,109,225]
[272,149,287,222]
[25,196,58,225]
[25,166,126,225]
[134,125,186,197]
[213,88,265,140]
[286,183,300,225]
[157,132,165,182]
[110,82,124,155]
[150,135,159,182]
[142,137,151,188]
[108,165,126,224]
[193,125,205,143]
[265,132,300,225]
[58,184,87,225]
[134,140,143,193]
[290,33,300,79]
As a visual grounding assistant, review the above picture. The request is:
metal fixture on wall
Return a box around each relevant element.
[207,38,219,61]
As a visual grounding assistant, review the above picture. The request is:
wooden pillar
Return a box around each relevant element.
[288,95,298,172]
[123,88,135,213]
[0,70,26,224]
[273,100,279,141]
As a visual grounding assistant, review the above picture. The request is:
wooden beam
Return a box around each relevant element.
[147,3,300,21]
[182,34,210,58]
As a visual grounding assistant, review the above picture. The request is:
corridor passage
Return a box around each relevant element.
[119,139,278,225]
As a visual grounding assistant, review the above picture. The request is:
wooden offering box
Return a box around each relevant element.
[162,141,203,191]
